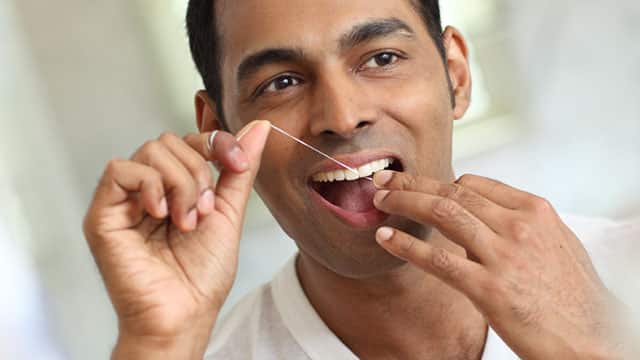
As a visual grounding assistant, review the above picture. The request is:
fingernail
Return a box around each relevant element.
[158,197,168,217]
[197,189,214,215]
[229,145,249,170]
[376,227,394,243]
[373,190,390,206]
[374,170,393,188]
[185,208,198,231]
[238,120,272,141]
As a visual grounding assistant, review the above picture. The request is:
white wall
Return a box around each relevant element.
[3,0,175,358]
[455,0,640,219]
[1,0,638,359]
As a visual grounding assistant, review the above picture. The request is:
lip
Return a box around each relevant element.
[306,149,400,229]
[309,186,389,228]
[307,149,402,179]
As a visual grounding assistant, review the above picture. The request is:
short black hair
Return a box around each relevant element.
[186,0,445,127]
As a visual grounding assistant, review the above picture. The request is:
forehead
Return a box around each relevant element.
[217,0,425,69]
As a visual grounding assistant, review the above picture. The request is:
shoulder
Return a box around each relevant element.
[204,282,307,360]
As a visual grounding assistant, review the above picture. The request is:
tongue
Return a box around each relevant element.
[320,178,377,212]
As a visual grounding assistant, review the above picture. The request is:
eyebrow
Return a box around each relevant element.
[235,18,415,84]
[339,18,416,50]
[237,47,304,84]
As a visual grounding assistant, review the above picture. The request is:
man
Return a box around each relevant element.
[82,0,637,358]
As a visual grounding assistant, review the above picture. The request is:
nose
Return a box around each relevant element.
[309,73,376,139]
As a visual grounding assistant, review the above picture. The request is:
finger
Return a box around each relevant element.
[159,132,215,192]
[374,171,512,231]
[375,226,490,302]
[85,160,168,235]
[132,141,200,232]
[92,159,167,217]
[158,132,215,215]
[374,190,497,263]
[213,120,271,227]
[454,174,533,210]
[184,130,249,173]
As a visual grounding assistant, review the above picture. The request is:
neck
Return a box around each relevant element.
[296,230,488,360]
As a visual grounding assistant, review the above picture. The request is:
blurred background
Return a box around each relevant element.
[0,0,638,358]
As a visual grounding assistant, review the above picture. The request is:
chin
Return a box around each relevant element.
[325,251,408,279]
[298,218,430,279]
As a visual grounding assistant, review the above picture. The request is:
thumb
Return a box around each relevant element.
[214,120,271,226]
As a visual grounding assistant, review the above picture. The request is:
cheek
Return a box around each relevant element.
[253,137,308,214]
[367,67,454,176]
[255,140,292,190]
[393,82,452,147]
[382,66,451,125]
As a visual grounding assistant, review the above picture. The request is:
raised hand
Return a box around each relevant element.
[372,171,634,359]
[83,120,271,359]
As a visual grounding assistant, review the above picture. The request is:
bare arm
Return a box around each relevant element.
[83,121,271,359]
[373,171,638,359]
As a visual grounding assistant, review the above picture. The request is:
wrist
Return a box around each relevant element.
[113,316,217,360]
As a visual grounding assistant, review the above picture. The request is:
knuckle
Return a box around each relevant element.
[82,211,105,247]
[528,196,553,213]
[438,183,464,201]
[194,163,214,187]
[400,174,418,191]
[140,140,162,155]
[431,248,458,279]
[433,198,459,219]
[456,173,475,186]
[104,158,123,175]
[100,159,126,188]
[441,183,488,212]
[82,214,95,239]
[509,220,534,242]
[158,131,179,143]
[465,220,480,243]
[401,236,417,254]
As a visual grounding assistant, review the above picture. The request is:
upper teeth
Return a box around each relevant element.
[312,158,394,183]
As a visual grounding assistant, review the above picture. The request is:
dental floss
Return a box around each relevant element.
[269,124,373,181]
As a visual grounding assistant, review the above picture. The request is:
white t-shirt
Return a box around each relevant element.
[205,215,639,359]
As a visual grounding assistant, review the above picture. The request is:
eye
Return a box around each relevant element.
[361,52,401,70]
[261,75,303,94]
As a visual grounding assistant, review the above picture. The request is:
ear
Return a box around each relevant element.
[442,26,472,120]
[195,90,223,133]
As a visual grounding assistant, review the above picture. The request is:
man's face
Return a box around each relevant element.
[214,0,470,277]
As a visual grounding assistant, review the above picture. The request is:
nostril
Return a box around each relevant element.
[356,121,368,129]
[319,120,370,138]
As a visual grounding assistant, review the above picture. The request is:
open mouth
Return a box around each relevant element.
[308,156,403,227]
